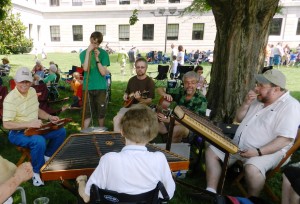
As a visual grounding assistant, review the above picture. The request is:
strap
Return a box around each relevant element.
[157,181,170,201]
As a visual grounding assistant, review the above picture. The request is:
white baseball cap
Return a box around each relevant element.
[14,67,33,82]
[255,69,286,89]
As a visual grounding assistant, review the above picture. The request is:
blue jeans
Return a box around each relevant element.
[8,128,66,173]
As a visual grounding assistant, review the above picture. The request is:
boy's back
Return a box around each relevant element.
[85,146,174,196]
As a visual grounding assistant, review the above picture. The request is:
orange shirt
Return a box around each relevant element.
[70,79,81,96]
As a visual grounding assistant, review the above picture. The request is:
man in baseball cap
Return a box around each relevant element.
[255,69,286,89]
[2,67,66,187]
[14,67,33,83]
[205,68,300,197]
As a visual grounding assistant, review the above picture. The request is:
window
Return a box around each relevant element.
[95,0,106,5]
[119,25,130,41]
[73,25,83,41]
[143,24,154,40]
[169,0,180,3]
[297,18,300,35]
[119,0,130,5]
[50,0,59,6]
[144,0,154,4]
[50,26,60,42]
[167,24,179,40]
[192,23,204,40]
[72,0,82,6]
[95,25,106,36]
[269,18,282,36]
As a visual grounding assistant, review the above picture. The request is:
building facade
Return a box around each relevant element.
[11,0,300,53]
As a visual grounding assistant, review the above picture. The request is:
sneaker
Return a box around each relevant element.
[44,155,50,162]
[32,173,44,187]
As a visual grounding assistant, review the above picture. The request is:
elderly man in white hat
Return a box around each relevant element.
[205,69,300,197]
[2,67,66,187]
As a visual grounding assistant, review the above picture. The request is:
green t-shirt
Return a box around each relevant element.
[43,73,57,84]
[79,48,110,90]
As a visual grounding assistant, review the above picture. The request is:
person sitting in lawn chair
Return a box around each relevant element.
[76,104,175,203]
[157,71,207,143]
[3,67,66,187]
[205,69,300,197]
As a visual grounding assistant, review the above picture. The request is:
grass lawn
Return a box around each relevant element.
[0,52,299,203]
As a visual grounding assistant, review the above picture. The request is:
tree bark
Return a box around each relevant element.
[206,0,279,123]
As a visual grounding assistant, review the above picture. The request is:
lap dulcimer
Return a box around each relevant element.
[24,118,72,136]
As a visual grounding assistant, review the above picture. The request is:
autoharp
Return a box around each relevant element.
[171,106,239,194]
[173,106,239,154]
[40,132,189,181]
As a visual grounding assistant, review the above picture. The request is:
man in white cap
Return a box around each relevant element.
[205,69,300,196]
[2,67,66,187]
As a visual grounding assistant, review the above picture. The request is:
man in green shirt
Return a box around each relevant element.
[79,31,110,130]
[157,71,207,142]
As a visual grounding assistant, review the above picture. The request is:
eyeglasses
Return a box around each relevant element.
[135,66,146,69]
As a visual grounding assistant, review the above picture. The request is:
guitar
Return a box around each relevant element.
[24,118,72,136]
[123,91,149,108]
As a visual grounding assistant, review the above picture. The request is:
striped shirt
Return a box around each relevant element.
[3,87,39,122]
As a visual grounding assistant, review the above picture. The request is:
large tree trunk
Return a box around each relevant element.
[206,0,279,123]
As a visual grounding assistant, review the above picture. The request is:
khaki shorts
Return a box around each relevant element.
[83,90,107,119]
[209,145,285,178]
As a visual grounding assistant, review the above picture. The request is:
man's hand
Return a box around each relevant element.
[239,149,259,158]
[87,44,95,52]
[49,115,60,122]
[157,113,170,123]
[163,94,173,102]
[94,49,100,60]
[134,91,141,100]
[123,93,128,101]
[244,90,257,106]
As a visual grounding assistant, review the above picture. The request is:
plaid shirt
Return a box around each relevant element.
[167,86,207,116]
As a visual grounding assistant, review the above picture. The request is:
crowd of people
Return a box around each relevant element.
[0,36,300,204]
[265,43,300,68]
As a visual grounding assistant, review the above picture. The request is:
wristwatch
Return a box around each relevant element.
[96,61,100,64]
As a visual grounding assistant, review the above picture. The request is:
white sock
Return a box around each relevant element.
[206,187,217,194]
[44,155,50,162]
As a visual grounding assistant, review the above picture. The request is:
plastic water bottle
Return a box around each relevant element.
[106,74,111,86]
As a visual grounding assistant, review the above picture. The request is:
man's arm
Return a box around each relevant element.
[240,136,293,158]
[157,87,173,101]
[0,162,33,203]
[82,45,95,71]
[3,108,58,130]
[3,120,42,130]
[38,108,60,122]
[94,49,107,76]
[235,90,257,123]
[77,175,90,203]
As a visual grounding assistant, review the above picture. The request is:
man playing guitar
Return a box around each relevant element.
[113,58,155,132]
